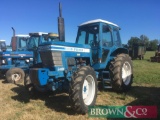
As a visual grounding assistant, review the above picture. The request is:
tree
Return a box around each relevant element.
[128,37,140,46]
[140,35,149,47]
[149,39,159,51]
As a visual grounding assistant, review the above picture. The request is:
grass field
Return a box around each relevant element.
[0,51,159,120]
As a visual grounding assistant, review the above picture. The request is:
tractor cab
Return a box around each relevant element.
[28,32,48,50]
[11,35,30,51]
[28,32,59,50]
[76,19,127,69]
[0,40,7,52]
[28,32,58,64]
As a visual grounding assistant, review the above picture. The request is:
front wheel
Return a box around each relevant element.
[24,74,48,93]
[6,68,25,84]
[109,54,133,92]
[69,66,97,114]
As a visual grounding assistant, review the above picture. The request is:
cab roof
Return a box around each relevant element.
[0,40,6,41]
[15,34,30,37]
[29,32,48,36]
[79,19,119,27]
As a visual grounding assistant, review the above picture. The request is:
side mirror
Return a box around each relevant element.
[11,37,17,51]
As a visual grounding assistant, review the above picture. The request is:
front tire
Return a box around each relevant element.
[6,68,25,84]
[109,54,133,92]
[24,74,48,93]
[69,66,97,114]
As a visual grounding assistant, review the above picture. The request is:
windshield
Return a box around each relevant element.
[76,24,99,46]
[28,36,39,49]
[18,37,28,49]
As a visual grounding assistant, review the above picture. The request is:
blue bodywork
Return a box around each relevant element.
[0,36,33,74]
[0,51,33,70]
[29,20,128,91]
[0,33,49,75]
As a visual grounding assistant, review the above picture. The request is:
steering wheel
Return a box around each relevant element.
[89,40,94,46]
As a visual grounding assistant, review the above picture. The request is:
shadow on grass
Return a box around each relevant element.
[10,85,160,118]
[10,85,75,115]
[107,86,160,120]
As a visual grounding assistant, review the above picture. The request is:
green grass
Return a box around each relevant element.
[0,51,159,120]
[133,51,160,86]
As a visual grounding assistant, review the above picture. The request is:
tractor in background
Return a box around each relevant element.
[28,3,133,114]
[2,31,58,84]
[150,44,160,62]
[128,43,146,60]
[0,27,32,82]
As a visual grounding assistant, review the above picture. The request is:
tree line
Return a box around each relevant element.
[127,35,160,51]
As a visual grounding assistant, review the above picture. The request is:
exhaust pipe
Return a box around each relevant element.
[58,2,65,42]
[11,27,15,37]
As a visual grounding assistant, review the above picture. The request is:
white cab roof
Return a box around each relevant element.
[29,32,48,36]
[80,19,119,27]
[15,34,30,37]
[0,40,6,41]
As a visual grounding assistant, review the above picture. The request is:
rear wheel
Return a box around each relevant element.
[109,54,133,92]
[69,66,97,114]
[6,68,25,84]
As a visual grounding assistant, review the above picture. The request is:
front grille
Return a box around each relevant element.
[40,51,62,67]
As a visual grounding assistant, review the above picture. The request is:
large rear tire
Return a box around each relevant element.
[69,66,97,114]
[109,54,133,92]
[6,68,25,84]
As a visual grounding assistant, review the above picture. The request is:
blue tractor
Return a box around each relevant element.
[0,30,56,84]
[3,31,58,84]
[0,28,32,83]
[28,3,133,114]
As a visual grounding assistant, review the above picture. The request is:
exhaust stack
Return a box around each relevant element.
[58,2,65,42]
[11,27,17,51]
[11,27,15,37]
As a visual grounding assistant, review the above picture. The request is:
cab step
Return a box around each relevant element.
[102,71,112,89]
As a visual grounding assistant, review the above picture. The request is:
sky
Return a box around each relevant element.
[0,0,160,45]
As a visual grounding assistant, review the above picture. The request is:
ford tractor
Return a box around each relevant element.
[3,31,58,84]
[0,28,32,82]
[28,3,133,114]
[0,30,54,84]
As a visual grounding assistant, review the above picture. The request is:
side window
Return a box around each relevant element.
[19,38,27,48]
[88,33,94,45]
[77,31,86,44]
[41,36,46,43]
[102,25,112,47]
[35,38,39,47]
[113,27,121,46]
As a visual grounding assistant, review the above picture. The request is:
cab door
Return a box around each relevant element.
[101,24,113,63]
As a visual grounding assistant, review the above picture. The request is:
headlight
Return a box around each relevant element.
[1,59,7,64]
[29,58,33,61]
[25,59,30,63]
[2,60,5,64]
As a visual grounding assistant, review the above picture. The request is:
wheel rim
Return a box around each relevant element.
[122,62,132,85]
[11,73,21,82]
[82,75,95,105]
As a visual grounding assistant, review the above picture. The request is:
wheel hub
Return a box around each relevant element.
[122,61,132,85]
[82,75,95,105]
[11,73,21,82]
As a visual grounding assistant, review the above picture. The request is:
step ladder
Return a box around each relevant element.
[102,71,112,89]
